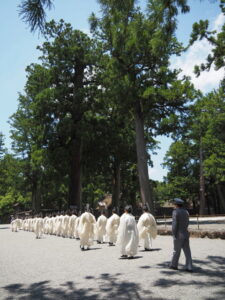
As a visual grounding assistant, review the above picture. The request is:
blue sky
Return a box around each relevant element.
[0,0,224,181]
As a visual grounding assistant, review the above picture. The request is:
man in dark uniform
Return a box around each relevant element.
[169,198,193,272]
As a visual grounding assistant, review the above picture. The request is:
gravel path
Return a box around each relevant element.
[0,224,225,300]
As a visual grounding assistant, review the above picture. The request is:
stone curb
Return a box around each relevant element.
[157,228,225,239]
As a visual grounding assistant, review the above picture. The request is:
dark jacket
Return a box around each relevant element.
[172,208,189,239]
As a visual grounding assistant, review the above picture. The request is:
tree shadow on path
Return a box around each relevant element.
[1,273,164,300]
[154,255,225,300]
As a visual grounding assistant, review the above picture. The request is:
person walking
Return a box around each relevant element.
[79,209,96,251]
[137,205,157,251]
[106,208,120,246]
[170,198,193,272]
[117,205,139,259]
[96,211,107,244]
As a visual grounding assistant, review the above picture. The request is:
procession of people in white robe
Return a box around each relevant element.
[10,205,157,258]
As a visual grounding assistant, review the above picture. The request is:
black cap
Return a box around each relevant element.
[173,198,184,205]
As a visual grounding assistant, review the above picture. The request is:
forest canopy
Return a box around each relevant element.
[0,0,224,220]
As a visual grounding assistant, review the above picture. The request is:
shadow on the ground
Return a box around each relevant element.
[154,255,225,300]
[139,248,162,252]
[0,226,10,230]
[86,247,102,251]
[119,255,143,260]
[2,273,164,300]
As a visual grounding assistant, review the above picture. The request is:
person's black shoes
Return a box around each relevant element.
[169,266,178,270]
[185,269,193,273]
[144,248,152,251]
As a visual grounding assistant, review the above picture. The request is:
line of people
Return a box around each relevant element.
[11,205,157,259]
[11,198,193,271]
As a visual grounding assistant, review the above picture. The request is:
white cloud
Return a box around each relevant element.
[148,166,167,181]
[171,13,225,93]
[213,13,225,31]
[150,14,225,181]
[81,28,92,37]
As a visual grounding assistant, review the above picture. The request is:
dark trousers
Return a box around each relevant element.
[171,238,192,270]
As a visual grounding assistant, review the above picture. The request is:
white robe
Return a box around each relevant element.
[79,212,96,248]
[49,217,55,235]
[68,215,77,238]
[117,213,139,256]
[96,215,107,243]
[74,216,80,239]
[43,216,49,234]
[11,219,22,232]
[34,218,44,238]
[137,212,157,249]
[62,215,70,237]
[56,215,64,236]
[106,213,120,244]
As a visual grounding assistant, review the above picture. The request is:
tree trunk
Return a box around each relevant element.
[199,138,206,215]
[216,184,225,213]
[31,177,41,213]
[68,138,82,210]
[112,160,121,209]
[68,62,85,211]
[134,104,154,213]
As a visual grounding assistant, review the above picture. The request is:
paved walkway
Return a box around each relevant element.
[0,224,225,300]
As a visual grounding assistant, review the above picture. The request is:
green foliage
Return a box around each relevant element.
[153,181,170,205]
[189,3,225,74]
[18,0,53,33]
[6,0,223,215]
[0,189,31,216]
[163,85,225,213]
[0,132,6,158]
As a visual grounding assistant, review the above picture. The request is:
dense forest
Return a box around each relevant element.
[0,0,225,219]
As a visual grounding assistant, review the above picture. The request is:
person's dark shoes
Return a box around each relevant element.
[121,255,128,258]
[128,256,134,259]
[144,248,152,251]
[185,269,193,273]
[109,242,114,246]
[169,266,178,270]
[97,240,101,244]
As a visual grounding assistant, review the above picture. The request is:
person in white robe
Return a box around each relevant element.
[29,217,35,232]
[106,208,120,246]
[53,215,60,235]
[56,213,64,236]
[137,205,157,251]
[48,215,55,235]
[74,214,81,239]
[62,213,70,238]
[11,218,22,232]
[117,205,139,259]
[43,216,49,234]
[68,213,77,238]
[96,212,107,244]
[79,210,96,251]
[34,216,44,239]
